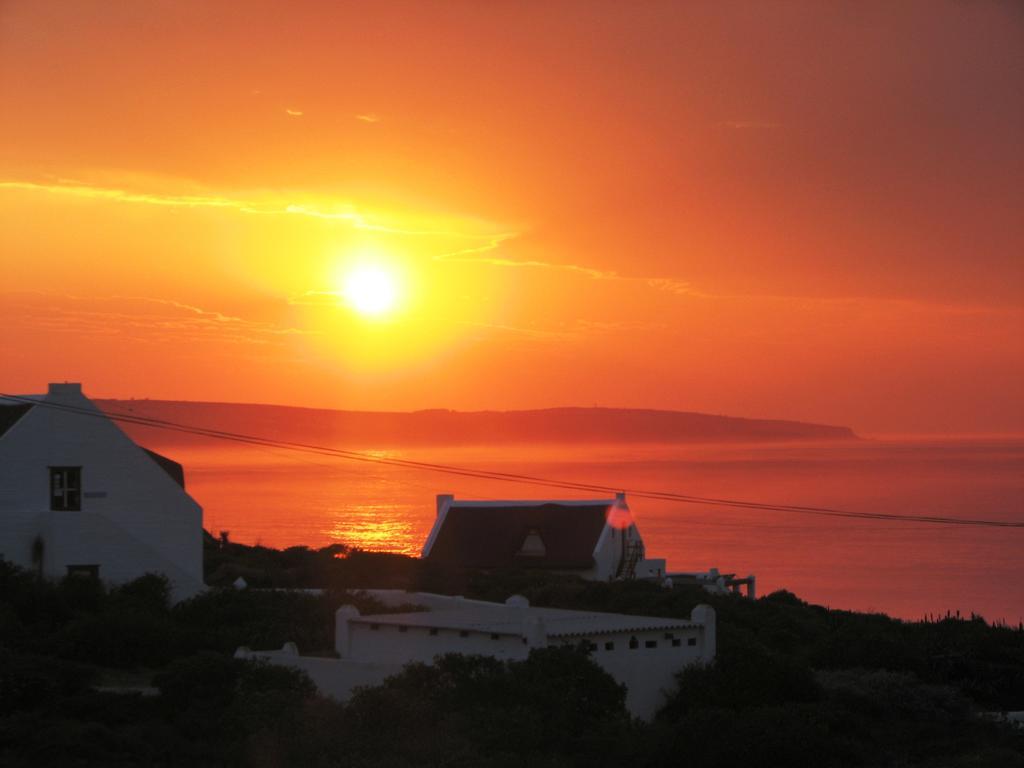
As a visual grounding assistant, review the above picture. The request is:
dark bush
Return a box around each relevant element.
[661,635,821,717]
[0,649,96,715]
[153,651,241,711]
[339,646,634,767]
[2,547,1022,767]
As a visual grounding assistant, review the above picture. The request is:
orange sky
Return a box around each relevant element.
[1,1,1022,434]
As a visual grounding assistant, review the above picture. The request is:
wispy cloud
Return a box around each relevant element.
[1,176,623,280]
[646,278,694,295]
[0,178,740,298]
[0,179,246,212]
[457,316,670,347]
[460,320,577,341]
[0,291,314,346]
[640,282,1024,319]
[284,108,304,117]
[574,318,668,333]
[122,296,250,324]
[434,235,615,280]
[0,178,506,241]
[355,113,381,123]
[717,120,782,130]
[287,291,343,307]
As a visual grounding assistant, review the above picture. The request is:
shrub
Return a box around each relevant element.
[0,648,96,715]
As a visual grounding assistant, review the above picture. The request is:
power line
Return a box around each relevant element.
[3,392,1022,529]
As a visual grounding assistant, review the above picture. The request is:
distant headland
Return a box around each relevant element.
[96,400,858,446]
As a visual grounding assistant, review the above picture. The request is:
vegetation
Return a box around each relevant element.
[1,538,1022,766]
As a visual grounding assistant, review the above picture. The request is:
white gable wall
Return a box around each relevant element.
[588,521,646,581]
[0,385,203,600]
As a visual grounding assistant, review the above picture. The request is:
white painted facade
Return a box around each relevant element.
[237,591,716,720]
[0,383,204,600]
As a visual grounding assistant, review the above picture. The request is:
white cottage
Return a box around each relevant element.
[237,591,716,720]
[0,383,204,600]
[421,493,667,581]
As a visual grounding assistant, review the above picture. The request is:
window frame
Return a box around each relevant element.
[49,466,82,511]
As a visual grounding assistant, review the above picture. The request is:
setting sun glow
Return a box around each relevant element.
[341,265,399,317]
[0,0,1020,436]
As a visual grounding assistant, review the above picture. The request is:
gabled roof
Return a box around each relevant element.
[423,499,614,570]
[0,404,34,439]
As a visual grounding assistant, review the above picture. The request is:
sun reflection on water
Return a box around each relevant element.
[325,503,420,555]
[177,439,1024,622]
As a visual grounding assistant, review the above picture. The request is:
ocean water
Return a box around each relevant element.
[166,437,1024,623]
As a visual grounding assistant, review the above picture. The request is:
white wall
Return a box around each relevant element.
[588,521,645,581]
[0,385,203,600]
[243,601,715,721]
[347,622,528,664]
[579,625,708,720]
[246,623,710,721]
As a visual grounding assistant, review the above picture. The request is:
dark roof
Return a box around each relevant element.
[143,448,186,488]
[424,503,610,570]
[0,404,34,439]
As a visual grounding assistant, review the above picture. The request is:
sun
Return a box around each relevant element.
[341,265,399,316]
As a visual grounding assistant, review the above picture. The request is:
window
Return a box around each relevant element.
[370,623,380,631]
[398,625,408,633]
[645,640,658,649]
[66,564,99,579]
[664,632,675,640]
[687,637,697,647]
[429,628,439,636]
[490,633,500,640]
[604,641,615,651]
[628,636,639,650]
[671,639,682,648]
[459,630,470,638]
[50,467,81,511]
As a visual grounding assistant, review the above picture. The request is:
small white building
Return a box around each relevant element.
[421,493,667,581]
[0,383,204,601]
[237,591,715,720]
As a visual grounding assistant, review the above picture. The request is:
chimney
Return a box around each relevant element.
[47,382,83,397]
